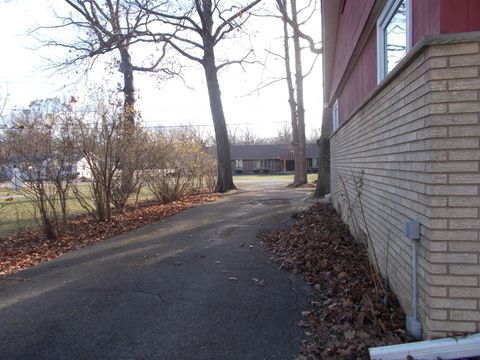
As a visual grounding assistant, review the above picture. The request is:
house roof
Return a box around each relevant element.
[230,144,318,160]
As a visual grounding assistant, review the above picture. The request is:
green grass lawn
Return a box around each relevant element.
[0,196,85,235]
[0,184,158,236]
[0,175,317,235]
[233,173,318,182]
[0,188,13,196]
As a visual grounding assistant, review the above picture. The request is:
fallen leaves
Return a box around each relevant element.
[261,202,411,359]
[0,192,221,276]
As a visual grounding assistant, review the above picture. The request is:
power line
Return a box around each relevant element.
[0,120,290,130]
[141,120,289,128]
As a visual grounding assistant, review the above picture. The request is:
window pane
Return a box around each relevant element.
[384,1,407,74]
[332,100,339,130]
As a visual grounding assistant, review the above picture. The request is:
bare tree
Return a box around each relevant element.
[41,0,174,126]
[182,125,216,148]
[228,127,240,146]
[227,126,266,145]
[275,0,322,186]
[276,0,327,193]
[280,2,300,168]
[137,0,261,192]
[249,1,321,184]
[275,0,322,55]
[273,122,293,145]
[40,0,180,197]
[239,126,262,145]
[307,127,321,143]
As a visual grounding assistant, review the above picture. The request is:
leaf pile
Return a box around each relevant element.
[1,192,221,276]
[261,202,411,359]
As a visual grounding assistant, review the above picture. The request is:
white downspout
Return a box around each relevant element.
[405,220,421,340]
[412,239,417,320]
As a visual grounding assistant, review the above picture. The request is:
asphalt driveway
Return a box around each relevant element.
[0,180,315,360]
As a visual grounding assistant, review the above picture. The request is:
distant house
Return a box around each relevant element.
[71,156,92,180]
[322,0,480,338]
[0,156,92,182]
[230,144,318,174]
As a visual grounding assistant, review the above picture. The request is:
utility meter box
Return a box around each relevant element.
[404,220,420,241]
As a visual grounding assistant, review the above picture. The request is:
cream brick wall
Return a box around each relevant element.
[330,41,480,338]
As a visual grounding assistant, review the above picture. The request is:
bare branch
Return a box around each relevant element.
[213,0,261,41]
[240,76,286,97]
[216,49,258,71]
[275,0,323,54]
[135,1,202,34]
[302,52,320,79]
[164,37,203,64]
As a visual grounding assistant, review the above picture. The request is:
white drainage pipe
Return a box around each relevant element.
[406,238,422,340]
[404,220,422,339]
[369,332,480,360]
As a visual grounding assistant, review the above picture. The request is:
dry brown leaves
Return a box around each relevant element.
[261,202,411,360]
[0,192,221,276]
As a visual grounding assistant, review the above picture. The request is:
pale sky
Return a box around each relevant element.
[0,0,323,139]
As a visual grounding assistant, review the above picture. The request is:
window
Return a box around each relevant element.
[253,160,274,169]
[235,159,243,168]
[377,0,411,82]
[332,99,339,131]
[262,159,274,169]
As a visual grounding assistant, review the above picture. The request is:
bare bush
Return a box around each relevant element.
[145,130,217,203]
[110,124,150,210]
[197,152,217,192]
[72,93,123,222]
[2,98,77,239]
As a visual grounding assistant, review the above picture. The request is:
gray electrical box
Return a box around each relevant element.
[404,220,420,240]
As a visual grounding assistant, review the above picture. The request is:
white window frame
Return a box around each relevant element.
[332,99,339,131]
[235,159,243,168]
[377,0,412,83]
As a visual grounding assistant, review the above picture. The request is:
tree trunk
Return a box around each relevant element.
[202,44,236,192]
[282,9,299,173]
[291,0,307,186]
[118,46,136,201]
[315,135,330,196]
[315,107,332,196]
[119,47,135,127]
[59,187,68,230]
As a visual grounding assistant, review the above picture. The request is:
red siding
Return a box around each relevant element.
[440,0,480,33]
[327,0,480,128]
[329,0,376,103]
[412,0,440,45]
[338,29,377,125]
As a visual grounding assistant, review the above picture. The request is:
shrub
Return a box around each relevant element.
[145,129,217,203]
